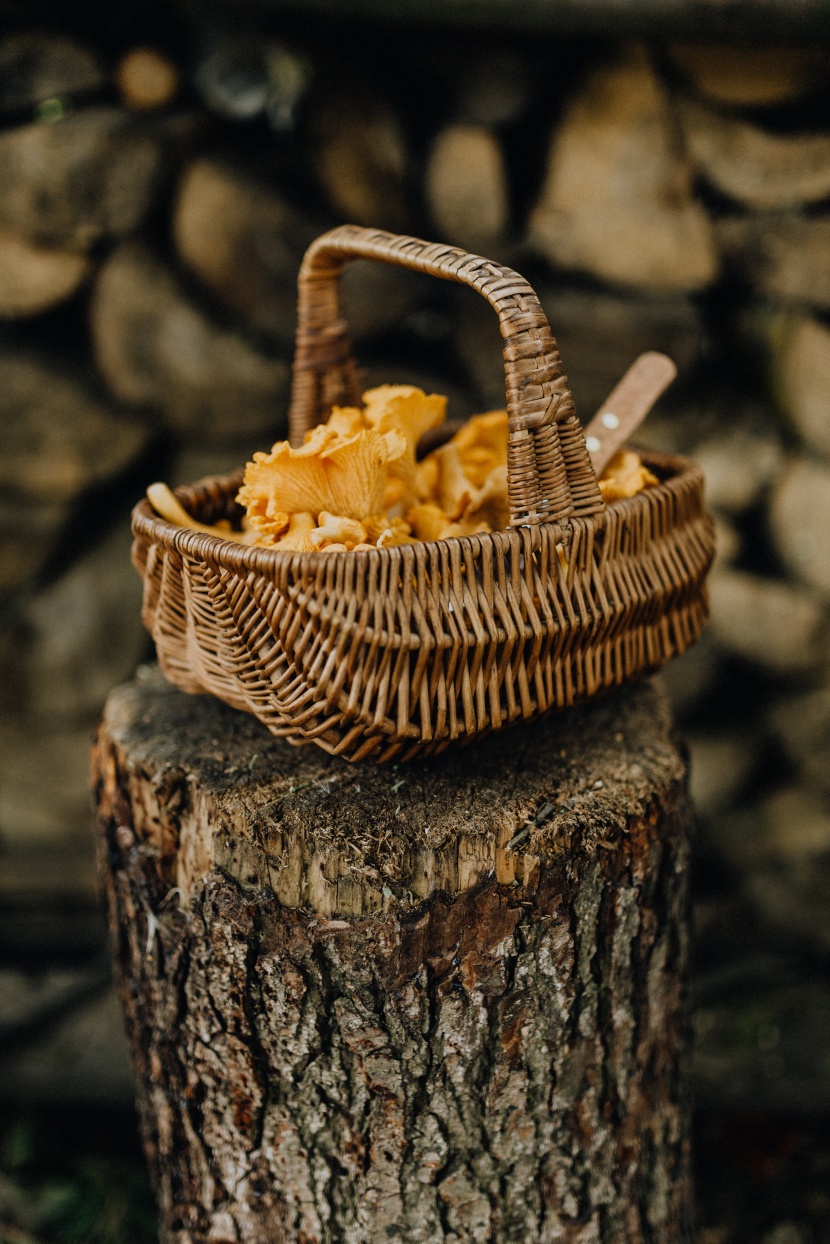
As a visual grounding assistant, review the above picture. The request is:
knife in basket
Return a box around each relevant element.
[583,351,677,478]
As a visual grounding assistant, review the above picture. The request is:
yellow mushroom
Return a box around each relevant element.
[431,441,473,519]
[231,391,661,557]
[599,451,659,502]
[416,409,510,525]
[406,503,455,542]
[304,406,364,444]
[459,464,509,533]
[363,514,412,545]
[362,385,446,514]
[237,425,406,523]
[146,482,257,541]
[273,512,318,552]
[415,454,439,501]
[310,512,368,550]
[376,526,416,548]
[241,496,290,543]
[454,409,508,467]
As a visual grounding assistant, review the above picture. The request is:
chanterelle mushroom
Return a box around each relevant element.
[274,512,318,552]
[237,423,406,522]
[362,385,446,515]
[149,387,659,554]
[310,513,368,550]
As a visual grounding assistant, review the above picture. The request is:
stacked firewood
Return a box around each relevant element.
[1,24,830,968]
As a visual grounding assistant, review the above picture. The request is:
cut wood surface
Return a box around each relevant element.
[680,101,830,211]
[717,213,830,311]
[173,158,425,345]
[90,241,290,445]
[0,32,104,113]
[0,348,149,503]
[93,664,693,1243]
[666,43,830,108]
[748,307,830,459]
[0,225,90,317]
[426,123,509,251]
[311,86,411,232]
[0,107,166,249]
[173,158,316,345]
[770,457,830,600]
[116,47,179,111]
[707,566,825,674]
[528,47,716,292]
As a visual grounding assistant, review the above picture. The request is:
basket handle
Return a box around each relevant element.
[287,225,604,526]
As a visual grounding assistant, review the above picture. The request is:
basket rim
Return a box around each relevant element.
[132,446,705,575]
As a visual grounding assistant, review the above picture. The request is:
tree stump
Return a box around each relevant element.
[92,664,693,1244]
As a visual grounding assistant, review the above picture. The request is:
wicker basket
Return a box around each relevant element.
[132,225,715,763]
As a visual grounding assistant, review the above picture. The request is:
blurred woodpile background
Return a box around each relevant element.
[2,8,830,1241]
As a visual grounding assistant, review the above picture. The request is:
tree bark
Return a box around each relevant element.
[92,663,693,1244]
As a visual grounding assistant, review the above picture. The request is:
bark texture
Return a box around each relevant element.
[92,664,693,1244]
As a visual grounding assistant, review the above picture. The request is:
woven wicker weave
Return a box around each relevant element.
[132,225,715,762]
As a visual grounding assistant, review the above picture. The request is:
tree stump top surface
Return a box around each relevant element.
[102,665,685,917]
